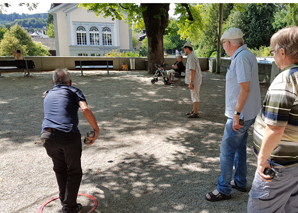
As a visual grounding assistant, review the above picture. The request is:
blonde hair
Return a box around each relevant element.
[271,26,298,59]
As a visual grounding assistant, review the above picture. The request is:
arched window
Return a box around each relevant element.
[89,26,99,45]
[102,27,112,46]
[76,26,87,45]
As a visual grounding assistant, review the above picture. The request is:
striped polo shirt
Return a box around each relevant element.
[253,63,298,165]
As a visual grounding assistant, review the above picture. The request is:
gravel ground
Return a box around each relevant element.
[0,70,269,213]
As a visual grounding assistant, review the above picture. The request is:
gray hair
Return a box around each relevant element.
[53,68,71,85]
[271,26,298,59]
[229,38,244,46]
[177,55,183,59]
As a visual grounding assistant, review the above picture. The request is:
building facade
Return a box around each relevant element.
[49,3,133,56]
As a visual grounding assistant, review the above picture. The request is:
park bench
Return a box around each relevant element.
[75,60,113,76]
[171,65,186,85]
[0,59,35,77]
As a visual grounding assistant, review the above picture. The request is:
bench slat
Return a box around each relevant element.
[74,60,113,76]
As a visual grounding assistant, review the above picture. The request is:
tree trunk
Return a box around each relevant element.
[216,3,223,74]
[141,3,169,74]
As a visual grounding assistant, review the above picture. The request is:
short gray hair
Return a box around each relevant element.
[229,38,244,46]
[53,68,71,85]
[271,26,298,59]
[177,55,183,59]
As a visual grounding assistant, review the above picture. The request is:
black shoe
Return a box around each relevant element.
[231,180,247,192]
[75,203,82,213]
[186,111,193,116]
[187,113,199,118]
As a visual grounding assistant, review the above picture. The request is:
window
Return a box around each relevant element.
[91,53,100,56]
[89,26,99,45]
[102,27,112,46]
[78,53,88,56]
[76,26,87,45]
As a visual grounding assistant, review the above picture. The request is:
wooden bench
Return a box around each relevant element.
[75,60,113,76]
[0,59,35,77]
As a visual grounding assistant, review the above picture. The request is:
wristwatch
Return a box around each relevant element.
[234,110,241,115]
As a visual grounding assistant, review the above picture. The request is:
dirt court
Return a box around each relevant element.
[0,70,269,213]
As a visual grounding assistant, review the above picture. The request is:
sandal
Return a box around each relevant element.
[187,113,199,118]
[231,180,247,192]
[205,191,231,202]
[185,111,194,116]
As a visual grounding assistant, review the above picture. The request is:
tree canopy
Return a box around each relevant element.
[0,24,50,56]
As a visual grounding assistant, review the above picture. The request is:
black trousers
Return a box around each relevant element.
[41,130,82,213]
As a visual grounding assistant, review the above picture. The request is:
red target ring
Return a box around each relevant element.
[38,193,97,213]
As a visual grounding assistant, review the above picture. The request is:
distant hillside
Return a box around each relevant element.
[0,12,48,26]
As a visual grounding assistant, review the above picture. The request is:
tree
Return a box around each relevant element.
[46,23,55,38]
[0,26,8,40]
[79,3,202,73]
[0,23,50,56]
[272,5,288,30]
[286,4,298,26]
[240,4,277,49]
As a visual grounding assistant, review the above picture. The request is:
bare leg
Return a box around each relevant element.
[193,102,199,114]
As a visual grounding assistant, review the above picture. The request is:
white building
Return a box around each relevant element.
[48,3,133,56]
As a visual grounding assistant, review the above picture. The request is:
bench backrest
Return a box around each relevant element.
[0,60,35,69]
[75,60,113,66]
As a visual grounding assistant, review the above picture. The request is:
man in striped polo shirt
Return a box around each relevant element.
[248,26,298,213]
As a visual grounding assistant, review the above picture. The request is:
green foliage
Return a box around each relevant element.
[0,26,8,40]
[104,49,140,57]
[249,46,271,57]
[163,18,186,51]
[46,23,55,38]
[138,37,148,56]
[175,4,204,42]
[272,6,288,30]
[79,3,145,29]
[0,12,48,26]
[8,18,47,29]
[286,4,298,26]
[241,4,277,49]
[0,24,50,56]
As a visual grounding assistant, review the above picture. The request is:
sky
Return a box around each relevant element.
[2,3,52,14]
[2,2,177,17]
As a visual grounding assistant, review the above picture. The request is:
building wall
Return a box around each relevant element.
[56,10,70,56]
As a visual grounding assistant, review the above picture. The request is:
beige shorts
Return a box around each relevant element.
[166,69,176,75]
[190,84,201,102]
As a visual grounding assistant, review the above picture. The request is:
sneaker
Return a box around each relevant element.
[75,203,82,213]
[187,113,199,118]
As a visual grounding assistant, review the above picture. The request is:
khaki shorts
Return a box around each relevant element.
[190,84,201,102]
[166,69,176,75]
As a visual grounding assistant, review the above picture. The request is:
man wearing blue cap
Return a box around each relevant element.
[205,28,261,201]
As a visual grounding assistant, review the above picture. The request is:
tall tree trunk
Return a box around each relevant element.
[142,3,169,74]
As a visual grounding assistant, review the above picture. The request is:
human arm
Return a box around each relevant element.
[257,125,285,182]
[233,81,250,131]
[79,101,100,146]
[188,69,195,90]
[12,50,16,57]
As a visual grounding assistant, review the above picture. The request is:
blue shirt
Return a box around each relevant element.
[225,44,261,120]
[41,85,86,134]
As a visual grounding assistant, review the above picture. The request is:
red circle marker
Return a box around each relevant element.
[38,193,97,213]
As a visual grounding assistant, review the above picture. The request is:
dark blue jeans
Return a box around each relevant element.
[41,130,82,213]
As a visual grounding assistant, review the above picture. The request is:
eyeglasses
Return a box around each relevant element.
[222,40,229,45]
[270,50,275,56]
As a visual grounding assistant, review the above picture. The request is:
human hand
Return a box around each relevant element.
[257,161,273,182]
[232,115,243,131]
[42,90,48,98]
[188,82,194,90]
[85,129,100,146]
